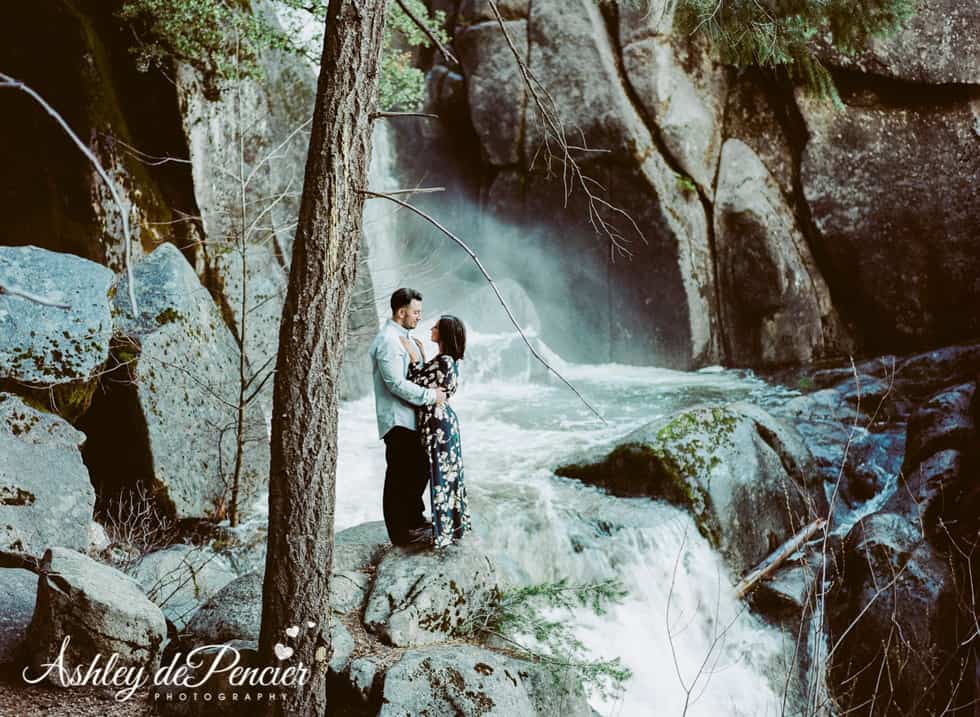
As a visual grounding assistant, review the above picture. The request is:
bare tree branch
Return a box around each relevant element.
[245,117,313,190]
[0,72,139,316]
[735,518,825,598]
[370,111,440,121]
[108,133,193,166]
[377,186,445,196]
[393,0,459,66]
[0,283,71,309]
[486,1,645,259]
[0,548,44,572]
[360,188,607,423]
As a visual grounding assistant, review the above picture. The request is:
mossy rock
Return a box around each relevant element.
[0,247,114,398]
[556,403,826,574]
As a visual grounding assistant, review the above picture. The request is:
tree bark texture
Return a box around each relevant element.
[257,2,389,715]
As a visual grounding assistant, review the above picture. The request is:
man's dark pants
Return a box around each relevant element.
[382,426,430,544]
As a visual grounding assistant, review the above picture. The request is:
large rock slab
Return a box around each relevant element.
[827,513,966,714]
[209,241,286,414]
[457,19,528,166]
[184,571,263,645]
[521,0,719,367]
[798,91,980,351]
[111,242,268,520]
[184,523,392,646]
[901,382,976,473]
[0,568,36,666]
[438,0,724,368]
[0,393,94,554]
[817,0,980,84]
[131,544,239,630]
[176,42,377,405]
[25,547,167,683]
[714,139,847,366]
[334,520,391,573]
[364,541,501,647]
[379,645,592,717]
[0,245,113,418]
[619,1,727,196]
[722,70,796,199]
[556,403,827,574]
[0,4,192,272]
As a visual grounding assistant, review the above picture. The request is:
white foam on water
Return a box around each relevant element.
[329,343,797,716]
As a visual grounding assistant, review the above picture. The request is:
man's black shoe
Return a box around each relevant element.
[406,525,433,544]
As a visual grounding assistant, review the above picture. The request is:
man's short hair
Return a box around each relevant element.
[390,287,423,314]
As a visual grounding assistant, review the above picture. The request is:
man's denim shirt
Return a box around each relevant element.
[370,319,435,439]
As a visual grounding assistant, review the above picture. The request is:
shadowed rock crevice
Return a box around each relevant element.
[598,0,731,363]
[76,343,172,524]
[0,2,202,270]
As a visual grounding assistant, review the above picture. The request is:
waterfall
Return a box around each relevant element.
[363,123,402,322]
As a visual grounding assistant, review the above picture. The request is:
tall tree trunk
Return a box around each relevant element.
[257,1,389,715]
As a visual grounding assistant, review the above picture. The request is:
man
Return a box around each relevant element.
[369,288,446,546]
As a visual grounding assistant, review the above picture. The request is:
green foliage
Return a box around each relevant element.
[116,0,448,110]
[380,0,450,110]
[459,578,634,701]
[670,0,918,104]
[117,0,288,84]
[675,173,698,195]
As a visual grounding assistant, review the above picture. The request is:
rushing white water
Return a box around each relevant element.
[333,345,804,716]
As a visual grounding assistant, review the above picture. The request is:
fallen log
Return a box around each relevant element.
[735,518,826,599]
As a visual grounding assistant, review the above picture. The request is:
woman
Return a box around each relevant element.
[400,315,472,549]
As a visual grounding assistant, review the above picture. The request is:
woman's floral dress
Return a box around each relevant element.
[407,354,472,548]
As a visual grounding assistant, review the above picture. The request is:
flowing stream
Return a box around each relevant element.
[333,353,805,716]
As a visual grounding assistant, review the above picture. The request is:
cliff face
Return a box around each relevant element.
[416,0,980,369]
[0,0,378,403]
[1,1,975,380]
[0,0,379,528]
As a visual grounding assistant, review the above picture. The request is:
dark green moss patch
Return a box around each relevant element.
[0,486,36,506]
[155,307,181,325]
[555,407,742,547]
[0,377,97,425]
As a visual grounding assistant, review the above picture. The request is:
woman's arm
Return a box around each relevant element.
[407,355,454,391]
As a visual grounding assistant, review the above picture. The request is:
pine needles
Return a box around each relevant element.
[672,0,918,104]
[459,577,634,701]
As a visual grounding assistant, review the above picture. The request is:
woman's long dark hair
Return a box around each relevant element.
[438,315,466,360]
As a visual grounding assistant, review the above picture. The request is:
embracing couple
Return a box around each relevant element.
[370,288,472,549]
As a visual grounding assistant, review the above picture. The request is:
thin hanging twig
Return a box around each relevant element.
[486,0,646,260]
[0,72,139,316]
[359,188,607,424]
